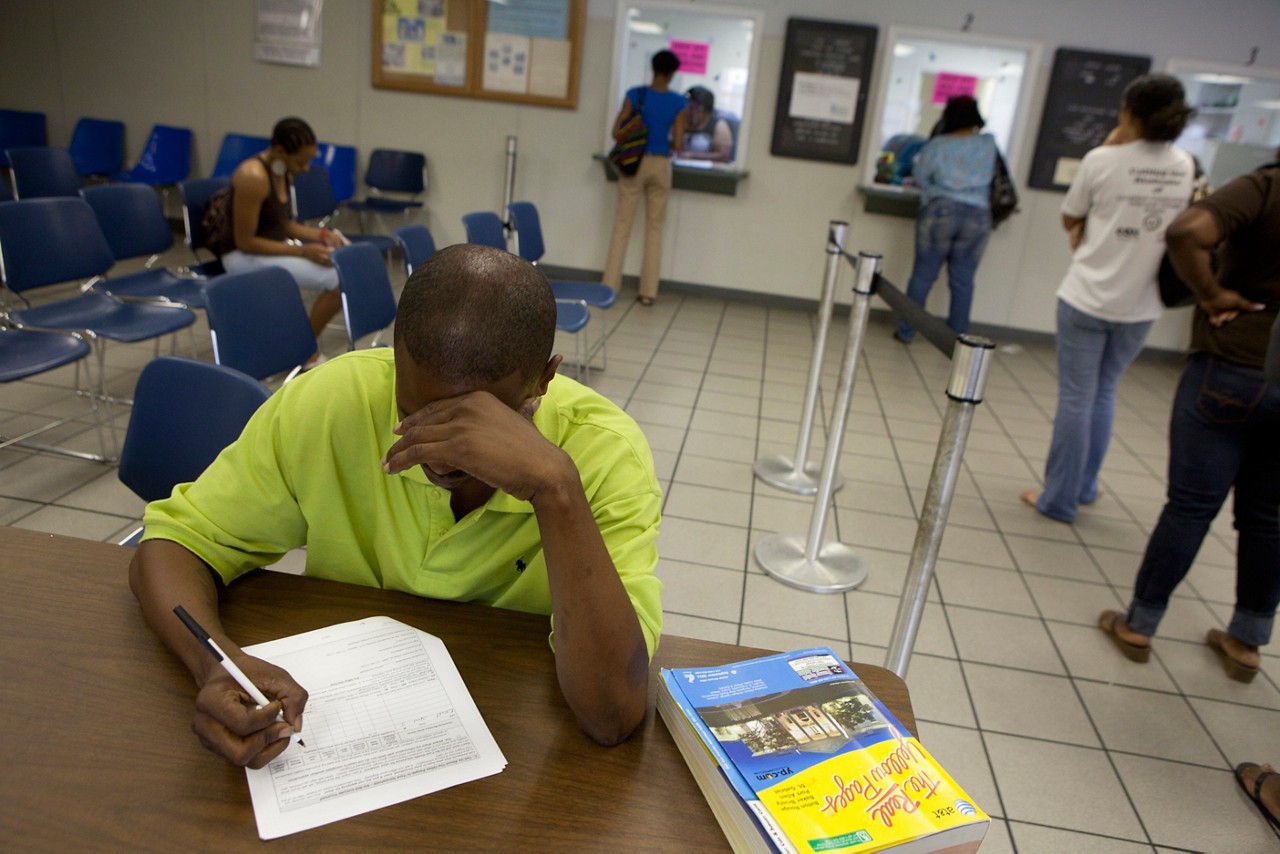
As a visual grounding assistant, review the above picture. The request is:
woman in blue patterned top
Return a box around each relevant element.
[602,50,687,306]
[895,96,997,343]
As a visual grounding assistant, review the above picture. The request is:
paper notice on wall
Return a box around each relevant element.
[435,31,468,87]
[932,71,979,104]
[1053,157,1082,186]
[255,0,323,67]
[484,32,531,94]
[789,71,859,125]
[528,38,571,98]
[669,39,709,75]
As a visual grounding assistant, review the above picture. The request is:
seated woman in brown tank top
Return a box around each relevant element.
[222,117,350,363]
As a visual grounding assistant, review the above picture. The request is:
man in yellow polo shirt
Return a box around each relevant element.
[130,244,662,769]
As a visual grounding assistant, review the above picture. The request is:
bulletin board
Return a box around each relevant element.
[770,17,878,164]
[1028,48,1151,191]
[372,0,585,109]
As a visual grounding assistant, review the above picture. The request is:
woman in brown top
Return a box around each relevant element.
[222,117,350,356]
[1098,165,1280,683]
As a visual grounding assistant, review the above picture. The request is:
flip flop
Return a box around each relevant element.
[1234,762,1280,831]
[636,295,654,306]
[1206,628,1260,683]
[1098,609,1151,663]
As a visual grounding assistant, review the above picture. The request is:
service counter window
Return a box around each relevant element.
[1167,60,1280,189]
[596,0,763,195]
[859,27,1041,217]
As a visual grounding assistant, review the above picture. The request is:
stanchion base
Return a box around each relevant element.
[753,455,845,496]
[754,533,867,593]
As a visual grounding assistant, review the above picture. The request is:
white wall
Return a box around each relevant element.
[3,0,1278,350]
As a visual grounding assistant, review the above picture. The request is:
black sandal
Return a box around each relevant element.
[1234,763,1280,831]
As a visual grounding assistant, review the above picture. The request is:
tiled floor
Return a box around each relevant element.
[3,251,1279,852]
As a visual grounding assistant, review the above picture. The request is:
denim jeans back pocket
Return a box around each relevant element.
[1195,356,1266,424]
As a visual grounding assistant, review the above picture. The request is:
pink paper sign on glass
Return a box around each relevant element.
[669,39,709,75]
[932,72,978,104]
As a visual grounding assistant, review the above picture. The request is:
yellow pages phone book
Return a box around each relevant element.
[659,647,987,853]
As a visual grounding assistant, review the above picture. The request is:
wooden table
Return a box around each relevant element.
[0,526,914,850]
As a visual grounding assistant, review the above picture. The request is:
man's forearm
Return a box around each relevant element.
[533,478,649,746]
[129,539,233,687]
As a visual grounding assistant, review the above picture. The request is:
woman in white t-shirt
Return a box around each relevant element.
[1022,75,1194,522]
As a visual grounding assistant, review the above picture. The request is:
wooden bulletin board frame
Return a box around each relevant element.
[770,17,878,164]
[372,0,585,109]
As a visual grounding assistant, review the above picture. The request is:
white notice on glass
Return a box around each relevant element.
[243,617,507,839]
[789,71,859,125]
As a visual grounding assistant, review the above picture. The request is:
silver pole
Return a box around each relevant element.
[502,135,518,238]
[755,252,881,593]
[884,334,996,679]
[754,221,848,496]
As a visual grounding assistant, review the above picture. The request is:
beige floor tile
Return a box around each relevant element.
[1023,574,1126,627]
[1047,621,1179,692]
[16,504,138,541]
[656,517,748,571]
[1076,681,1223,766]
[1110,754,1278,851]
[933,562,1036,616]
[671,453,756,495]
[1007,824,1155,853]
[1156,637,1280,711]
[903,654,977,729]
[664,482,752,527]
[735,626,850,661]
[0,453,111,503]
[983,733,1145,840]
[1004,534,1107,583]
[965,663,1100,746]
[0,496,42,525]
[681,429,758,463]
[655,559,744,624]
[947,607,1066,675]
[740,572,851,642]
[55,469,147,518]
[660,612,740,645]
[1185,697,1280,767]
[937,526,1016,570]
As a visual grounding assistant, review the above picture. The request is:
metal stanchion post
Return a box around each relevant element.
[884,334,995,678]
[502,135,518,241]
[754,221,848,496]
[755,252,881,593]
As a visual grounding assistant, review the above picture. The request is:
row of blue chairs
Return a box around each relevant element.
[1,113,424,213]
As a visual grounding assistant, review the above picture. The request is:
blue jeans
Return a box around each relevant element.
[1037,300,1153,522]
[1127,353,1280,646]
[897,198,991,342]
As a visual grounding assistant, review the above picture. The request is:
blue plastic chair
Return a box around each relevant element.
[68,118,125,178]
[116,356,271,545]
[209,133,269,178]
[115,124,192,186]
[312,142,358,203]
[0,176,11,201]
[0,109,46,168]
[508,200,616,368]
[0,198,198,397]
[461,210,507,250]
[331,243,398,350]
[178,177,229,277]
[6,146,82,198]
[119,356,270,503]
[204,266,317,382]
[395,224,437,278]
[291,167,396,255]
[81,183,210,308]
[0,321,112,462]
[346,149,425,228]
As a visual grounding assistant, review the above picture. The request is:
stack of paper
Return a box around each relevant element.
[243,616,506,839]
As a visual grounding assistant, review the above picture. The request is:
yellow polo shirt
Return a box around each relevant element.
[142,349,664,656]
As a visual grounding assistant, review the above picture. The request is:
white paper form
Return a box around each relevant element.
[243,617,506,839]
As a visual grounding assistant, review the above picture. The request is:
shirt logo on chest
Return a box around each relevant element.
[515,559,528,573]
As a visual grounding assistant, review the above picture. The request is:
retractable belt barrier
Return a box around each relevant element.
[752,222,996,680]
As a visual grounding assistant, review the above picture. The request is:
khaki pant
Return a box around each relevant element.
[603,154,671,300]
